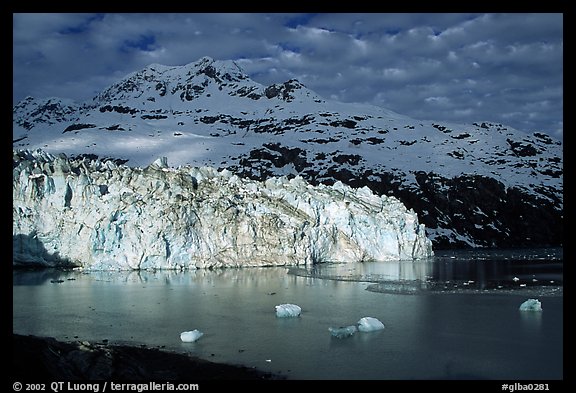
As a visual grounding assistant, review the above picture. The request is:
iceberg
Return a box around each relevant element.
[180,330,204,342]
[328,325,358,339]
[357,317,385,332]
[275,304,302,318]
[519,299,542,312]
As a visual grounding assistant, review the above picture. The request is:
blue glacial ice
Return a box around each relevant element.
[519,299,542,312]
[329,325,358,339]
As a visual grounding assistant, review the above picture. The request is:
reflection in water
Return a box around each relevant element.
[290,260,431,280]
[520,310,543,333]
[433,257,563,290]
[288,248,563,294]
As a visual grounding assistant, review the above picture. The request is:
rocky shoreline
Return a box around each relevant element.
[12,334,283,380]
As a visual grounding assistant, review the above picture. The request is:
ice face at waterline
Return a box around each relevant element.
[13,149,433,270]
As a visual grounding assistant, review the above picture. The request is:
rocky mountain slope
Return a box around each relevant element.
[13,56,563,249]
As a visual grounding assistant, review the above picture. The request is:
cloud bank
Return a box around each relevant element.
[13,13,563,138]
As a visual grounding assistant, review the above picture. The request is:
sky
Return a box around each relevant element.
[13,13,563,139]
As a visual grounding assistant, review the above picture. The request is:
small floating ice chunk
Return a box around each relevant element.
[275,304,301,317]
[519,299,542,312]
[328,325,358,339]
[180,330,204,342]
[513,277,520,282]
[357,317,385,332]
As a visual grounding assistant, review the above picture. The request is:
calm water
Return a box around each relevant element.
[13,249,563,380]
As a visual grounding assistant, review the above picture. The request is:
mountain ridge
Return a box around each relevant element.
[13,56,563,249]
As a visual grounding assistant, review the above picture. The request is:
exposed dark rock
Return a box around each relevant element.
[155,82,167,96]
[99,105,138,115]
[284,115,314,126]
[264,85,280,99]
[329,119,357,129]
[447,150,465,159]
[432,123,451,133]
[242,143,308,172]
[451,133,471,139]
[63,124,97,133]
[230,86,262,100]
[105,125,125,131]
[533,132,557,145]
[366,137,385,145]
[507,138,539,157]
[331,154,362,166]
[199,116,220,124]
[264,79,305,102]
[141,114,168,120]
[301,137,340,144]
[12,334,282,380]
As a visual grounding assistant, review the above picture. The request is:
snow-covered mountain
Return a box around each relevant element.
[13,56,563,249]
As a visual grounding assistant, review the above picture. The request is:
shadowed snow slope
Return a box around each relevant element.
[13,150,433,270]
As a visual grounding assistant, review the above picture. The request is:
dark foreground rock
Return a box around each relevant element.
[12,334,283,380]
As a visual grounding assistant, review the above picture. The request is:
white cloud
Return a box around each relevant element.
[382,68,407,80]
[424,96,451,105]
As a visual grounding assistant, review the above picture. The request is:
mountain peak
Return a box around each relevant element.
[91,56,261,105]
[83,56,327,109]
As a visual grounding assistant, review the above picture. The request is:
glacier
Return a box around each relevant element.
[13,149,433,270]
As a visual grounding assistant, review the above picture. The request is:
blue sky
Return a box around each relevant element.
[13,13,563,138]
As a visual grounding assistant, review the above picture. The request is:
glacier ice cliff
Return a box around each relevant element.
[13,149,433,270]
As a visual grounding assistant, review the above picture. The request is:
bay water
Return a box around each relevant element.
[13,248,563,380]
